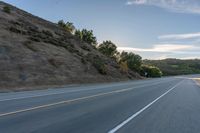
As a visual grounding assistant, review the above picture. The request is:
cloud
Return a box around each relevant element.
[118,44,200,59]
[126,0,200,14]
[117,44,195,53]
[126,0,146,5]
[159,32,200,40]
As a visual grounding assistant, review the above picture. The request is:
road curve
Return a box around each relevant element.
[0,75,200,133]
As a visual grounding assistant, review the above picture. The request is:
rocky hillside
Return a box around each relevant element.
[0,2,141,90]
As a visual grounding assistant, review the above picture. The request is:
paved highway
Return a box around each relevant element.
[0,75,200,133]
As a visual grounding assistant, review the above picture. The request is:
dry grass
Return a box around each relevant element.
[193,78,200,86]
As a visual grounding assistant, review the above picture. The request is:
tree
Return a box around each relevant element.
[75,29,97,46]
[58,20,65,28]
[120,51,142,72]
[81,29,97,46]
[140,65,162,77]
[75,30,83,39]
[65,22,75,33]
[57,20,75,34]
[98,41,117,57]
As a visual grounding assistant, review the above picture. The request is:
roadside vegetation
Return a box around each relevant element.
[57,20,163,78]
[144,59,200,76]
[3,5,11,13]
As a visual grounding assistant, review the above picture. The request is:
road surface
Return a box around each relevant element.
[0,75,200,133]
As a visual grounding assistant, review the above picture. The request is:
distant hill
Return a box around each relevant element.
[0,2,141,90]
[143,59,200,76]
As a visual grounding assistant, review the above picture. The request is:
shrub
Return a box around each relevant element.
[93,57,107,75]
[140,65,162,77]
[65,22,75,33]
[75,30,83,40]
[29,36,41,42]
[75,29,97,46]
[120,51,142,72]
[57,20,75,34]
[23,41,38,52]
[58,20,65,28]
[81,57,87,64]
[119,61,128,73]
[42,30,53,37]
[9,27,21,34]
[48,58,63,68]
[3,6,11,13]
[81,45,91,51]
[98,40,117,57]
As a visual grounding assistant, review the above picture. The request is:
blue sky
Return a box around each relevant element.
[3,0,200,59]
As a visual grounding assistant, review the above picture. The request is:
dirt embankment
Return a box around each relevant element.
[0,2,142,91]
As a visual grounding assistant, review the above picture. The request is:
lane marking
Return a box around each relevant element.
[0,80,170,102]
[0,79,177,117]
[108,80,183,133]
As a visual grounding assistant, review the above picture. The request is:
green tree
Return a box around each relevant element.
[57,20,75,34]
[120,51,142,72]
[58,20,65,28]
[140,65,162,77]
[79,29,97,46]
[65,22,75,33]
[98,41,117,57]
[75,30,83,39]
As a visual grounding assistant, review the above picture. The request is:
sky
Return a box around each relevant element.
[2,0,200,59]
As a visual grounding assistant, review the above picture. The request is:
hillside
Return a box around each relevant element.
[0,2,141,90]
[143,59,200,76]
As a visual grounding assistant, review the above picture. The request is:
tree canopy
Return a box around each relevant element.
[75,29,97,46]
[140,65,162,77]
[98,41,117,57]
[120,51,142,72]
[58,20,75,34]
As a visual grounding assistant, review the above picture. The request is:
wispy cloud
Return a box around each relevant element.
[118,44,200,59]
[118,44,195,53]
[159,32,200,40]
[126,0,200,14]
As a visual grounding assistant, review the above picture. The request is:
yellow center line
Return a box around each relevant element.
[0,80,176,117]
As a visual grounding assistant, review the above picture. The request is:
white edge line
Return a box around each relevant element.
[108,80,183,133]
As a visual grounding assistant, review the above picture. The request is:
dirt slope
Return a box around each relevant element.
[0,2,141,90]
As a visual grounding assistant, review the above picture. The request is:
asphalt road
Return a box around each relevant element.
[0,75,200,133]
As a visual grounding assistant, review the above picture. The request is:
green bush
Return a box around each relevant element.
[92,56,107,75]
[57,20,75,34]
[3,6,11,13]
[120,51,142,72]
[75,29,97,46]
[98,40,117,57]
[140,65,162,77]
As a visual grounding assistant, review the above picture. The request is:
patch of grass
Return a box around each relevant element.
[3,6,11,13]
[81,45,91,51]
[9,27,21,34]
[48,58,63,68]
[23,41,38,52]
[29,36,41,42]
[81,57,87,64]
[92,56,107,75]
[8,26,26,35]
[42,30,53,37]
